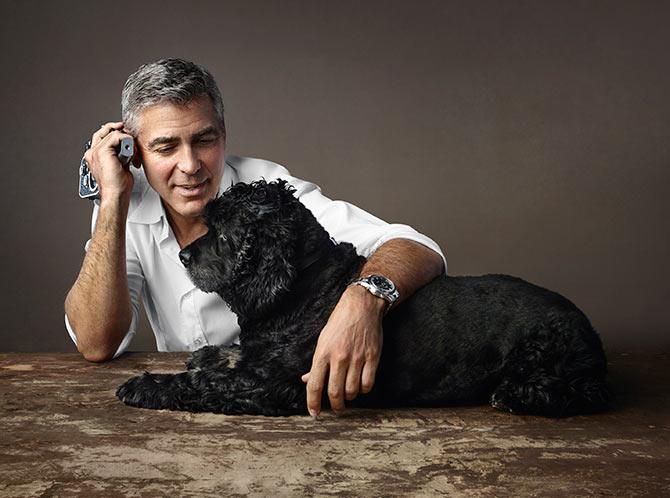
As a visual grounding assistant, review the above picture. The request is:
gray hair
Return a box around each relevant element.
[121,58,225,135]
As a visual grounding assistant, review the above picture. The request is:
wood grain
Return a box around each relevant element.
[1,352,668,497]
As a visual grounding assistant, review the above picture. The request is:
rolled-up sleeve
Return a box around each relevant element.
[290,177,447,273]
[65,200,144,359]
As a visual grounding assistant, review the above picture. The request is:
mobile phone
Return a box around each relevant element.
[78,137,134,200]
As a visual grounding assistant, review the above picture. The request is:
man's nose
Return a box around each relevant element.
[179,248,193,267]
[178,146,201,175]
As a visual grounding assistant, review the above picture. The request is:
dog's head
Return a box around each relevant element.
[180,179,305,315]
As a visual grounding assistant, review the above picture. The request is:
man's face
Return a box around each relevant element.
[135,96,226,225]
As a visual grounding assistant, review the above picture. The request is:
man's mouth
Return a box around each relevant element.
[176,179,209,197]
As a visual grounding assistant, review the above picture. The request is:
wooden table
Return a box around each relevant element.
[1,352,668,497]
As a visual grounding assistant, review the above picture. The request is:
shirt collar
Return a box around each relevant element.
[127,155,237,225]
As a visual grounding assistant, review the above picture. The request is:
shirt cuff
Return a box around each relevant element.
[368,230,448,275]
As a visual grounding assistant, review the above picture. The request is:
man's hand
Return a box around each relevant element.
[301,284,386,418]
[300,238,445,418]
[83,121,140,203]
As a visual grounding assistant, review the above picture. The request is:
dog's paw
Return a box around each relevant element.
[116,373,149,407]
[490,390,516,414]
[116,372,173,409]
[185,345,219,370]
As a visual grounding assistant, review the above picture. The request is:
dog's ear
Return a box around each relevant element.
[244,180,301,313]
[209,179,303,316]
[243,217,297,314]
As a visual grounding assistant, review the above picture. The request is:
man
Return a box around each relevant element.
[65,58,446,417]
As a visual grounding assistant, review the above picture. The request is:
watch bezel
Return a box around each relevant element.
[352,274,399,307]
[369,274,396,293]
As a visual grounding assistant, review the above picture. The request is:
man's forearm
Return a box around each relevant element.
[355,238,445,307]
[64,197,133,362]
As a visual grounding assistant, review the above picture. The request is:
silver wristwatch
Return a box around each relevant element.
[350,274,399,311]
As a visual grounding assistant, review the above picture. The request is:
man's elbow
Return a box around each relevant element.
[70,321,125,363]
[75,333,120,362]
[80,348,115,363]
[64,291,129,363]
[414,241,445,277]
[76,331,124,363]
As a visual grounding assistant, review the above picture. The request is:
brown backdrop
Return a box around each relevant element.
[1,0,668,353]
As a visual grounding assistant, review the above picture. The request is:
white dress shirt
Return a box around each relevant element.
[65,155,447,358]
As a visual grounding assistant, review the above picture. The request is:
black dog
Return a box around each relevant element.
[116,179,611,417]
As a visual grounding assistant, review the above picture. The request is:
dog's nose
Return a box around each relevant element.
[179,248,192,267]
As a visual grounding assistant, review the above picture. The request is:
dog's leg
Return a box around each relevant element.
[490,373,611,417]
[185,344,241,370]
[490,372,571,416]
[490,324,611,417]
[116,367,305,416]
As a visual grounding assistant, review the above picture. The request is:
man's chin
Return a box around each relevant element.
[169,195,213,218]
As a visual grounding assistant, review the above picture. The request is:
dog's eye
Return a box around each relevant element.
[218,233,235,252]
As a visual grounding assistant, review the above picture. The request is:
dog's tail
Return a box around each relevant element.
[490,314,613,417]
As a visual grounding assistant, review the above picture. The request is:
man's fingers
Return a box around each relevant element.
[360,358,379,394]
[98,130,132,160]
[91,121,124,148]
[124,128,142,168]
[306,362,328,417]
[344,360,363,401]
[327,360,348,414]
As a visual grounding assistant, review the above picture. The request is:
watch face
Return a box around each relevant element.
[370,275,394,292]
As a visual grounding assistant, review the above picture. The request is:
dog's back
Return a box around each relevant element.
[362,274,611,417]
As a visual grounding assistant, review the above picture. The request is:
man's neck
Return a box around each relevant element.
[162,201,208,249]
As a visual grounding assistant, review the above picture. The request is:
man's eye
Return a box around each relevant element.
[156,147,174,154]
[198,137,216,145]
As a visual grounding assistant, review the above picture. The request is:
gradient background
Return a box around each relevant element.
[1,0,668,353]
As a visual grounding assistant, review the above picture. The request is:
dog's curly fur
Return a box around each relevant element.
[117,179,612,417]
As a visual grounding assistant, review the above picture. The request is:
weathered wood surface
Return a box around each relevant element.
[0,352,668,497]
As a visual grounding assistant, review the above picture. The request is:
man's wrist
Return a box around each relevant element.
[343,283,388,318]
[99,192,131,214]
